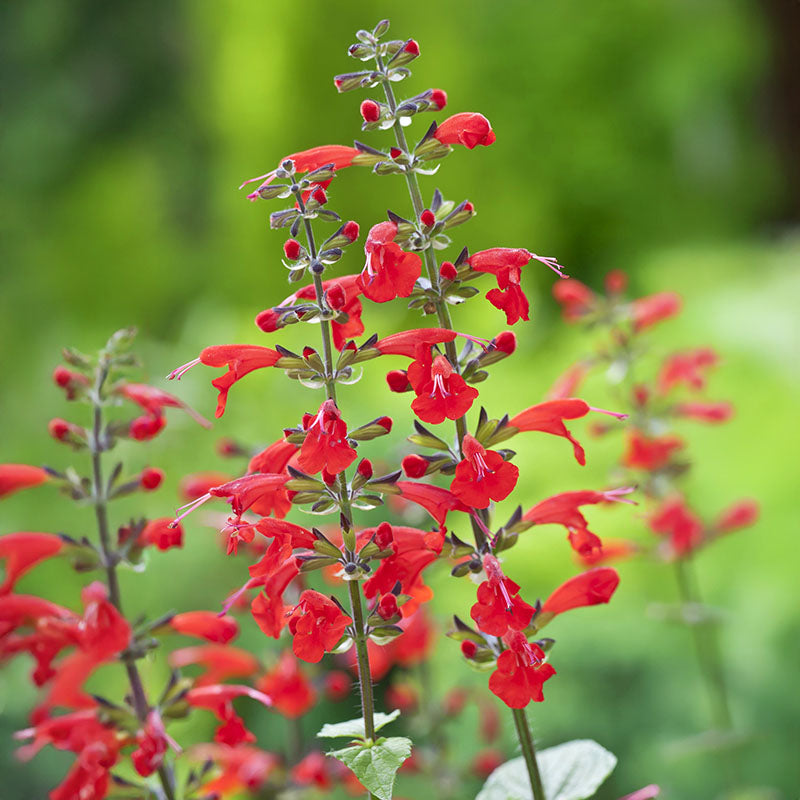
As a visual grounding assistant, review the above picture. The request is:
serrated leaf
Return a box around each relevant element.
[329,736,412,800]
[476,739,617,800]
[317,709,400,739]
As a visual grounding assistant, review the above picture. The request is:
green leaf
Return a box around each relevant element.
[476,739,617,800]
[329,736,412,800]
[317,709,401,740]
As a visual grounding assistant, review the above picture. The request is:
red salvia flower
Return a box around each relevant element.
[117,383,211,429]
[374,327,458,357]
[541,567,620,615]
[168,345,283,418]
[657,348,719,394]
[357,221,422,303]
[408,349,479,424]
[622,429,684,471]
[192,744,280,796]
[169,644,259,687]
[488,631,556,708]
[251,559,300,638]
[648,496,704,557]
[508,399,593,464]
[715,499,759,533]
[131,710,170,777]
[169,611,239,644]
[185,684,272,746]
[630,291,682,332]
[547,363,590,400]
[288,590,352,664]
[470,554,534,636]
[179,471,233,501]
[324,670,352,701]
[292,751,333,791]
[257,651,317,718]
[396,481,470,526]
[0,464,49,499]
[297,399,357,476]
[674,400,734,423]
[239,144,361,201]
[450,435,519,509]
[0,532,64,595]
[433,112,496,149]
[552,278,597,321]
[139,518,184,551]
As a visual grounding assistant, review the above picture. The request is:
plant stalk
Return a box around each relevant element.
[511,707,547,800]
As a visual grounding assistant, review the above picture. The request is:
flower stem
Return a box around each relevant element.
[511,707,547,800]
[89,359,177,800]
[347,579,377,741]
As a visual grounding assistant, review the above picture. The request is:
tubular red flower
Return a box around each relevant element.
[450,435,519,509]
[396,481,470,526]
[0,464,50,499]
[179,471,232,501]
[169,611,239,644]
[139,518,184,551]
[288,590,352,663]
[357,221,423,303]
[715,499,759,533]
[297,399,357,476]
[631,292,682,332]
[622,429,684,471]
[488,631,556,708]
[408,350,479,424]
[257,651,316,718]
[552,278,597,321]
[117,383,211,428]
[169,644,259,687]
[471,555,534,636]
[648,496,704,557]
[509,398,592,464]
[541,567,620,615]
[658,348,719,394]
[434,112,496,149]
[251,559,301,638]
[375,327,458,357]
[0,532,64,595]
[131,710,170,777]
[674,401,733,423]
[185,684,272,746]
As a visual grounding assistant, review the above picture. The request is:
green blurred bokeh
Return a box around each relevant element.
[1,1,798,798]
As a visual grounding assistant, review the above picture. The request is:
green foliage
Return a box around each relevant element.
[329,737,413,800]
[317,709,401,740]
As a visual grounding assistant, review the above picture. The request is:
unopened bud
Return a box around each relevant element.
[402,454,428,478]
[130,415,166,441]
[420,209,435,228]
[386,369,411,393]
[342,220,360,242]
[324,671,352,701]
[404,39,420,56]
[321,469,337,486]
[605,269,628,295]
[327,284,346,310]
[48,418,73,441]
[493,331,517,355]
[140,467,164,491]
[390,147,403,159]
[375,521,393,549]
[376,416,392,432]
[311,187,327,205]
[302,346,317,359]
[360,99,381,123]
[357,458,373,479]
[430,88,448,110]
[377,594,399,620]
[439,261,457,281]
[216,438,242,458]
[52,366,72,387]
[632,385,650,407]
[461,640,478,658]
[284,238,302,260]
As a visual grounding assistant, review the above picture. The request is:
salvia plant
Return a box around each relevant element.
[4,18,760,800]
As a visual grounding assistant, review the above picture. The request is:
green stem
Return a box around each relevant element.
[511,707,546,800]
[89,361,177,800]
[673,558,733,731]
[347,579,377,741]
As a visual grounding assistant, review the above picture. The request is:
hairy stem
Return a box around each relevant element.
[512,707,547,800]
[89,360,177,800]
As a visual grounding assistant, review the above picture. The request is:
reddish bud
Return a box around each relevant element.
[716,499,759,533]
[402,454,429,478]
[321,469,337,486]
[493,331,517,354]
[324,670,352,701]
[48,418,71,441]
[360,99,381,123]
[342,220,360,242]
[460,640,478,658]
[284,239,302,260]
[386,369,412,393]
[473,749,504,779]
[463,201,474,213]
[357,458,373,479]
[216,438,242,457]
[302,346,317,359]
[327,284,346,310]
[386,682,418,713]
[376,416,392,432]
[130,415,166,441]
[404,40,420,55]
[439,261,458,281]
[430,88,448,110]
[377,593,399,620]
[390,147,403,159]
[420,209,436,228]
[632,385,650,407]
[375,521,393,549]
[52,366,72,387]
[442,687,468,716]
[605,269,627,294]
[140,468,164,491]
[311,187,327,205]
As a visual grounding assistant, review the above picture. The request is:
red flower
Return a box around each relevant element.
[623,429,684,471]
[0,532,64,595]
[578,538,639,566]
[185,684,272,746]
[240,144,361,201]
[547,363,590,400]
[488,631,556,708]
[658,348,718,394]
[251,559,300,638]
[408,350,479,424]
[0,464,49,499]
[715,499,759,533]
[450,435,518,509]
[324,670,352,701]
[292,751,333,790]
[297,399,357,476]
[169,644,259,687]
[169,611,239,644]
[169,345,283,418]
[648,496,704,557]
[257,651,316,718]
[375,327,458,357]
[433,112,496,149]
[131,710,169,777]
[117,382,211,436]
[139,467,164,490]
[288,590,352,663]
[509,399,592,464]
[179,471,233,501]
[631,292,682,332]
[470,555,534,636]
[396,481,470,526]
[140,518,183,551]
[552,278,596,321]
[473,749,505,779]
[192,744,279,796]
[357,221,422,303]
[674,401,733,423]
[541,567,620,616]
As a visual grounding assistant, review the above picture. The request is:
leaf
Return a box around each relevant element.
[329,736,412,800]
[476,739,617,800]
[317,709,401,740]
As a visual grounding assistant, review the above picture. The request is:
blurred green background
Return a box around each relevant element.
[1,1,798,798]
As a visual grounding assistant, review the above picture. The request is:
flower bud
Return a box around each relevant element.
[311,186,327,205]
[52,365,89,400]
[327,284,346,310]
[216,438,242,458]
[386,682,417,713]
[48,418,74,441]
[460,640,478,658]
[140,467,164,491]
[430,88,448,110]
[473,749,504,779]
[357,458,373,479]
[375,521,393,549]
[324,670,352,701]
[404,39,420,56]
[321,469,337,486]
[302,346,317,359]
[493,331,517,355]
[632,385,650,407]
[284,238,302,260]
[442,687,468,716]
[386,369,411,393]
[605,269,628,295]
[439,261,458,281]
[342,220,360,242]
[376,416,392,432]
[377,593,399,620]
[360,99,381,123]
[402,454,428,478]
[130,415,166,441]
[420,209,435,228]
[716,499,759,533]
[390,147,403,159]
